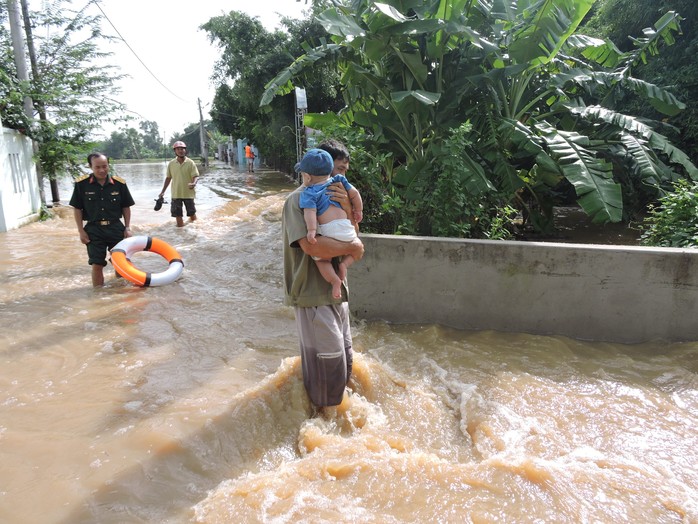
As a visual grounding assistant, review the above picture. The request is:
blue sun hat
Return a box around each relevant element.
[298,148,333,176]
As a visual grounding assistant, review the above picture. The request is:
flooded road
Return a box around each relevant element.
[0,162,696,523]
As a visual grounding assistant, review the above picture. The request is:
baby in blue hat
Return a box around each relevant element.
[298,148,364,299]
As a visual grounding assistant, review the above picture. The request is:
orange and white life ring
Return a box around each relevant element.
[110,236,184,287]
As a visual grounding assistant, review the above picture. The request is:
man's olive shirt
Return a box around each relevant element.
[282,186,347,307]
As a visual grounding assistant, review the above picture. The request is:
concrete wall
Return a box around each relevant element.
[349,234,698,343]
[0,127,41,232]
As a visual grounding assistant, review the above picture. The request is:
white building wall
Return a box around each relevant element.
[0,126,41,232]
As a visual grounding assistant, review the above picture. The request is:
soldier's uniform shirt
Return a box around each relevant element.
[69,174,135,266]
[69,173,135,223]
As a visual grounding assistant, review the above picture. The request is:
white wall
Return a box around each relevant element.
[0,127,41,232]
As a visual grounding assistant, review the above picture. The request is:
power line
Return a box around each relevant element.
[94,1,191,104]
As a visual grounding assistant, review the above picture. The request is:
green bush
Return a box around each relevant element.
[425,123,516,240]
[313,125,409,235]
[640,179,698,247]
[328,123,517,239]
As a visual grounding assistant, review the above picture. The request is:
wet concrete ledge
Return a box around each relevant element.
[350,234,698,344]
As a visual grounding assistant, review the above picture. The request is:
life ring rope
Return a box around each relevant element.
[110,236,184,287]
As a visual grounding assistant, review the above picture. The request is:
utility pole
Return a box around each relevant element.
[197,98,208,167]
[7,0,32,118]
[294,87,308,165]
[19,0,60,205]
[7,0,46,205]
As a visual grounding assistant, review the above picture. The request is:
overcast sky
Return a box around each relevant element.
[82,0,309,141]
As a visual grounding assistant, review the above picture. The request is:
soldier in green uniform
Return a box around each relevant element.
[69,153,135,287]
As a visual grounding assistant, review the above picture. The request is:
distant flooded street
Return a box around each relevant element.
[0,162,696,523]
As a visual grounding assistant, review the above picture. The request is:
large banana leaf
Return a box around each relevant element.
[572,35,625,68]
[620,77,685,116]
[458,149,497,195]
[572,12,683,79]
[619,135,669,186]
[373,2,409,22]
[569,105,698,180]
[492,119,559,193]
[509,0,595,65]
[629,11,683,66]
[391,90,441,105]
[303,112,346,130]
[260,43,342,107]
[648,135,698,182]
[392,158,431,198]
[489,0,519,21]
[538,123,622,223]
[551,70,686,117]
[392,49,429,87]
[317,7,366,38]
[259,0,691,234]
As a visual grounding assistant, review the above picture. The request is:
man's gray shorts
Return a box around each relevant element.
[170,198,196,217]
[295,303,353,407]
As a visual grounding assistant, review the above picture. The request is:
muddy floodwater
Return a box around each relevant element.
[0,162,696,523]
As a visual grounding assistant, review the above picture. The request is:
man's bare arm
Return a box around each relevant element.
[73,208,90,245]
[122,207,132,238]
[299,236,364,261]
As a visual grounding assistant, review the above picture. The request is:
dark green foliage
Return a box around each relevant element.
[318,122,516,239]
[210,84,239,137]
[583,0,698,164]
[309,124,399,234]
[203,12,296,170]
[263,0,695,239]
[426,123,516,239]
[640,179,698,247]
[0,45,30,131]
[202,10,343,173]
[139,121,163,154]
[99,121,167,159]
[168,122,211,158]
[1,1,127,181]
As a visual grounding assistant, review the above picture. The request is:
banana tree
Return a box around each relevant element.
[443,4,694,225]
[262,0,695,234]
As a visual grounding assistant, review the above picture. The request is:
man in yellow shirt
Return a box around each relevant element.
[158,141,200,227]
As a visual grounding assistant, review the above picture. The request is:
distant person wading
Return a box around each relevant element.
[245,143,255,173]
[158,141,200,227]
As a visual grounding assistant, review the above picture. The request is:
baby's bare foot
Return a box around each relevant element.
[332,280,342,299]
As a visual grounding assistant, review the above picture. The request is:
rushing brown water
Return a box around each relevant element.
[1,162,696,524]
